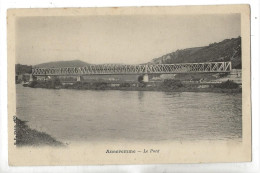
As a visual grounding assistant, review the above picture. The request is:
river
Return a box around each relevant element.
[16,84,242,143]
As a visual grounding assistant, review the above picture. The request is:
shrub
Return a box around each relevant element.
[138,75,144,83]
[48,77,61,88]
[119,83,131,87]
[92,82,108,90]
[215,80,239,89]
[219,73,229,78]
[53,77,61,86]
[28,81,38,87]
[162,79,183,89]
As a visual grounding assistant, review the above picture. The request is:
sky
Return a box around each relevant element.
[15,14,240,65]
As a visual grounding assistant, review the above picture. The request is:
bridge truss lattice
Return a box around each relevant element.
[32,61,232,76]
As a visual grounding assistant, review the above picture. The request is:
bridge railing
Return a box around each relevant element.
[32,61,232,76]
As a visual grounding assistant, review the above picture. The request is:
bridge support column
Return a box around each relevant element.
[143,74,149,82]
[29,74,36,82]
[76,76,82,82]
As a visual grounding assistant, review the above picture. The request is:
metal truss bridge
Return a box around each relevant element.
[32,61,232,76]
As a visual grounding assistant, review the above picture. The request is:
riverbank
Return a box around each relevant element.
[15,117,64,147]
[27,79,242,93]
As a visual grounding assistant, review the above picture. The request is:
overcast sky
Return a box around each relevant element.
[16,14,240,65]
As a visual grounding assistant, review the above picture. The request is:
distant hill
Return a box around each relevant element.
[151,37,241,69]
[34,60,90,68]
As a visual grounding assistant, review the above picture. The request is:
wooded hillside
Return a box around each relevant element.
[151,37,241,69]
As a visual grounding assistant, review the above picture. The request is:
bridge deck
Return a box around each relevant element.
[32,61,232,76]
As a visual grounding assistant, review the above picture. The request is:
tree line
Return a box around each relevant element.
[15,64,32,75]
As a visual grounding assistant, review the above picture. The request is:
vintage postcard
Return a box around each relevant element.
[8,5,251,165]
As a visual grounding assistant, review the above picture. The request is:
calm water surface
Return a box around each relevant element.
[16,85,242,143]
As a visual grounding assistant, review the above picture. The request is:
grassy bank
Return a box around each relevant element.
[14,117,63,147]
[27,79,242,93]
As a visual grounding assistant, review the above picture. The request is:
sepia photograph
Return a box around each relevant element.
[7,5,251,165]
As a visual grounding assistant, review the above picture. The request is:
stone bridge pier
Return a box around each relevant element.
[76,76,83,82]
[143,74,149,82]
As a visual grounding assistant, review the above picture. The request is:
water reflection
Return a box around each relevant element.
[138,91,144,103]
[16,85,242,143]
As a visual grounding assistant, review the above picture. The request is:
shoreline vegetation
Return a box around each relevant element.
[14,117,64,147]
[26,78,242,93]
